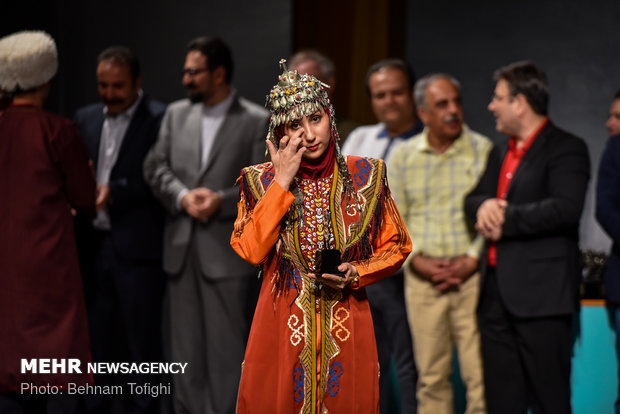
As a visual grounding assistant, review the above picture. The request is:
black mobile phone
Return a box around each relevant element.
[317,249,346,277]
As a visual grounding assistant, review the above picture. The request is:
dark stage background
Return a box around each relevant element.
[3,0,620,250]
[405,0,620,252]
[3,0,291,116]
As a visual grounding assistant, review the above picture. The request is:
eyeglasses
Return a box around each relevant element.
[182,68,208,76]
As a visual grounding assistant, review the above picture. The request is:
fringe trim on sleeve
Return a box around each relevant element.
[342,172,388,264]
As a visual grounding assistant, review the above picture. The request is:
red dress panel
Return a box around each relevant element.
[231,156,411,414]
[0,105,96,391]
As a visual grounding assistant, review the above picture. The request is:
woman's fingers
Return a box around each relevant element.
[315,263,357,290]
[319,274,346,289]
[266,140,277,161]
[283,129,304,152]
[279,134,290,150]
[271,128,306,192]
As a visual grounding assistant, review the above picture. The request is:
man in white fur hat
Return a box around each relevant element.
[0,30,96,414]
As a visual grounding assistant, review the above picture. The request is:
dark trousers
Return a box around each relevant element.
[86,232,166,414]
[478,268,572,414]
[367,270,418,414]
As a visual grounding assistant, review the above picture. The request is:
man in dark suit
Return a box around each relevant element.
[465,61,590,414]
[74,46,166,414]
[143,36,269,414]
[596,89,620,414]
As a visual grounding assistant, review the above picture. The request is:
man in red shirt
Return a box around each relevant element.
[466,61,590,414]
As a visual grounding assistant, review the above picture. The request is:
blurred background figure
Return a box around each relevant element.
[596,89,620,414]
[0,30,96,414]
[73,45,167,414]
[144,36,268,414]
[289,49,357,143]
[342,58,421,414]
[467,61,590,414]
[389,73,491,414]
[605,91,620,137]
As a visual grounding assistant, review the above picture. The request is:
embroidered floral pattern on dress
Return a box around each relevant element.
[298,176,335,268]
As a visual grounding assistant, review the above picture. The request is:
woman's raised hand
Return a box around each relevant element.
[266,128,306,192]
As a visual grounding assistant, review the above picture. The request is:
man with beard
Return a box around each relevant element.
[388,73,491,414]
[74,46,167,414]
[144,36,268,414]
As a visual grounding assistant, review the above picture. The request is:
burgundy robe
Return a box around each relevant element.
[0,105,96,391]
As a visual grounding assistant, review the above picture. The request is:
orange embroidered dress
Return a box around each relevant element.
[231,155,411,414]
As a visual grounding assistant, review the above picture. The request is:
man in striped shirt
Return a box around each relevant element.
[388,73,492,414]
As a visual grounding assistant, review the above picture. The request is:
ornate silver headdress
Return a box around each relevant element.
[264,59,360,233]
[265,59,339,145]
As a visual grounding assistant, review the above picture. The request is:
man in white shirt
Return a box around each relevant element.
[74,46,167,414]
[342,58,422,414]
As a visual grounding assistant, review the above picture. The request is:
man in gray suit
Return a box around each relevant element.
[144,36,269,414]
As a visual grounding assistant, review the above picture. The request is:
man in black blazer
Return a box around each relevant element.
[596,90,620,414]
[465,61,590,414]
[74,46,166,414]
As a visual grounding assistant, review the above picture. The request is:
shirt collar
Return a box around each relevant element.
[377,121,424,140]
[103,89,143,119]
[415,124,471,155]
[203,88,235,117]
[508,117,549,155]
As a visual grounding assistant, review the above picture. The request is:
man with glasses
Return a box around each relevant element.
[466,61,590,414]
[144,36,268,414]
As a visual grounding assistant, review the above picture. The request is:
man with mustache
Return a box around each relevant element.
[388,73,491,414]
[342,58,420,414]
[144,36,268,414]
[73,46,167,414]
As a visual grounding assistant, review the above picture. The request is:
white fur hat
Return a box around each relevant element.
[0,30,58,92]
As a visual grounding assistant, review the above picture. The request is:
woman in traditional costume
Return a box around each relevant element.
[231,60,412,414]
